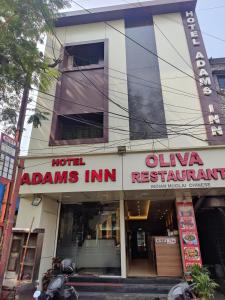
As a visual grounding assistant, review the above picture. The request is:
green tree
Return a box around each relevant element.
[0,0,70,134]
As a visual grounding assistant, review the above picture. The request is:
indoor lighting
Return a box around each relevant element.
[128,200,151,220]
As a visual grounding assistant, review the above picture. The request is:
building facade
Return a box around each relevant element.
[210,57,225,116]
[15,0,225,282]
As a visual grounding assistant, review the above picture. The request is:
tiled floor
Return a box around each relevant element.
[128,258,156,277]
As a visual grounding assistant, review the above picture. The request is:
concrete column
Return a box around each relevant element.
[54,200,61,256]
[120,191,126,278]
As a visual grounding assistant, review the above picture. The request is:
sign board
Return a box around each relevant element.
[20,149,225,194]
[123,149,225,190]
[155,237,177,244]
[0,133,17,182]
[176,202,202,273]
[182,11,225,145]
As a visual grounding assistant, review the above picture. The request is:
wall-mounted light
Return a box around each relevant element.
[32,194,43,206]
[117,146,126,154]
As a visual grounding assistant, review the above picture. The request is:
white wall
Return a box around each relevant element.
[15,196,59,282]
[16,197,42,229]
[153,13,207,148]
[38,197,59,283]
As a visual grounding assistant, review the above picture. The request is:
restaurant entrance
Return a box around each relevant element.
[125,199,183,277]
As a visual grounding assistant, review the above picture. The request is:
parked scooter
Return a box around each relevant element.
[33,259,79,300]
[168,282,197,300]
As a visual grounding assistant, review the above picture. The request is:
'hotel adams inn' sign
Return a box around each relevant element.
[183,11,225,145]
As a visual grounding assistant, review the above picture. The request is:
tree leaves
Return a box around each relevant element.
[27,109,50,128]
[0,0,70,134]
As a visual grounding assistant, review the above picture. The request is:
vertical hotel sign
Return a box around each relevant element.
[182,11,225,145]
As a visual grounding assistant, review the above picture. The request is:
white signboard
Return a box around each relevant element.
[20,149,225,194]
[123,149,225,190]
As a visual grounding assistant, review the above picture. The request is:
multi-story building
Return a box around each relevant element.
[13,0,225,283]
[210,57,225,115]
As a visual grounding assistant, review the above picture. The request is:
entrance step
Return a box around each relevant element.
[78,292,167,300]
[68,276,182,299]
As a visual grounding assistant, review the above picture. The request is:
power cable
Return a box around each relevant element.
[18,2,217,153]
[68,0,225,99]
[33,89,211,128]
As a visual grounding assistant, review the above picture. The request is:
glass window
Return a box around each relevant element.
[218,75,225,89]
[125,16,167,140]
[57,112,104,140]
[56,202,121,276]
[67,42,104,67]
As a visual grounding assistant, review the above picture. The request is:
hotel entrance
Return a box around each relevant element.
[125,199,183,277]
[56,197,121,276]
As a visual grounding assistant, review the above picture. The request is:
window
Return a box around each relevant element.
[125,16,167,140]
[67,42,104,67]
[57,112,104,140]
[50,40,108,146]
[218,75,225,89]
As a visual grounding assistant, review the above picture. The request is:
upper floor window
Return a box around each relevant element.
[57,112,104,141]
[218,75,225,90]
[66,42,104,68]
[50,40,108,146]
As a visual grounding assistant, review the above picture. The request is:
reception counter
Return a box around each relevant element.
[154,236,183,277]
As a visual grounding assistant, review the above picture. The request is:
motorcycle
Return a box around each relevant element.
[33,259,79,300]
[168,282,197,300]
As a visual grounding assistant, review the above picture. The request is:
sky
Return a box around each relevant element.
[20,0,225,153]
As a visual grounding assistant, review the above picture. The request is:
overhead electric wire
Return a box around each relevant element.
[3,2,222,160]
[33,93,180,140]
[18,1,220,156]
[31,98,209,142]
[38,48,224,119]
[68,1,203,85]
[44,46,199,99]
[69,0,225,99]
[33,88,211,128]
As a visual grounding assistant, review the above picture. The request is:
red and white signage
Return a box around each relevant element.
[20,149,225,194]
[123,149,225,190]
[176,202,202,273]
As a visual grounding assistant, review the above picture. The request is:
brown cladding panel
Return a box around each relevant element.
[58,68,106,115]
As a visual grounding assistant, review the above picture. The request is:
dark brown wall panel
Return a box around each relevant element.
[58,68,105,115]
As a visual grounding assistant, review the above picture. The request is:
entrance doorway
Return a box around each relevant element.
[125,199,182,277]
[56,201,121,276]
